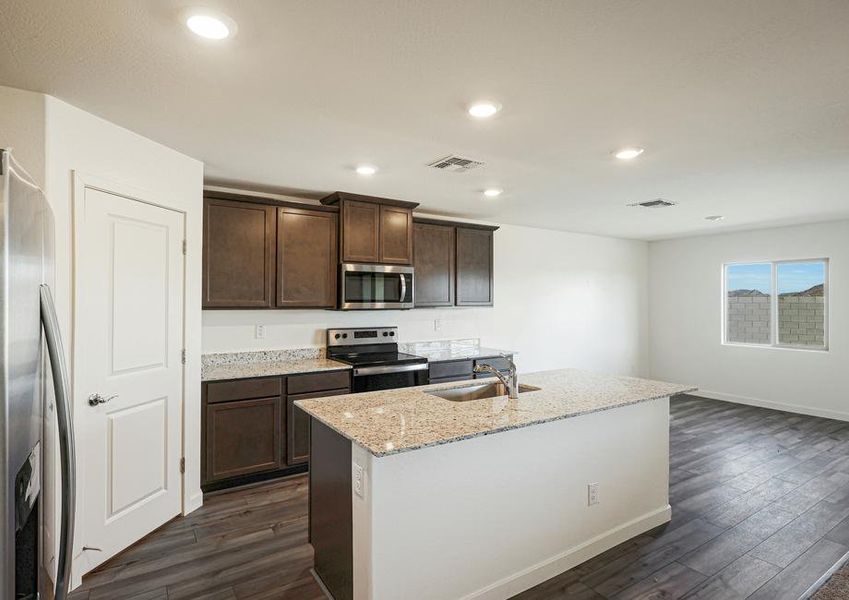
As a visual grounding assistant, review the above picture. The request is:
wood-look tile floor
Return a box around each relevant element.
[69,394,849,600]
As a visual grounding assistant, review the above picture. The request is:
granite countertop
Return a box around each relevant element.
[202,358,350,382]
[398,340,515,362]
[201,348,350,382]
[296,368,696,457]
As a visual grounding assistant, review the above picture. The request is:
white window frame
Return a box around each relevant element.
[722,258,829,352]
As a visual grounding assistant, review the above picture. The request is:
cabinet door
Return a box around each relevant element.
[455,227,494,306]
[205,397,283,483]
[203,199,276,308]
[287,388,351,466]
[277,207,338,308]
[379,205,413,265]
[413,222,455,306]
[341,200,380,263]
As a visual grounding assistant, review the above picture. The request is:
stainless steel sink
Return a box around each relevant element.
[428,382,541,402]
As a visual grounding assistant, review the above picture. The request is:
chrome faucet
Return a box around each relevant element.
[473,355,519,399]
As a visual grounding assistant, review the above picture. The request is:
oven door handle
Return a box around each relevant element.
[353,363,428,377]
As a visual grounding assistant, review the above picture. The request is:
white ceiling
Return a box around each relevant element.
[2,0,848,240]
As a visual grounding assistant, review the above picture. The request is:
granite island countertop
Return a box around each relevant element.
[296,368,696,457]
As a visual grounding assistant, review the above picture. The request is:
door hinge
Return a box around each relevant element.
[179,458,185,474]
[182,239,187,255]
[181,349,186,364]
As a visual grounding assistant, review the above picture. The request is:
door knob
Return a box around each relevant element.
[88,393,117,407]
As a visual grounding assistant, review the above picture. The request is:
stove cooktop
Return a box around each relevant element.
[330,351,427,368]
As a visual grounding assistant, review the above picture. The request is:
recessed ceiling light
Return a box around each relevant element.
[356,165,377,176]
[705,215,725,221]
[468,102,501,118]
[184,9,235,40]
[483,188,503,198]
[613,147,645,160]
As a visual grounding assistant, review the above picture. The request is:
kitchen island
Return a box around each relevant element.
[296,369,695,600]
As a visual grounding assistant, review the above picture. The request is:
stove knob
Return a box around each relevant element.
[342,333,348,339]
[334,333,341,340]
[389,331,395,337]
[383,331,389,337]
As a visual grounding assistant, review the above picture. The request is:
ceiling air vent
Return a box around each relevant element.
[628,198,678,208]
[427,155,485,172]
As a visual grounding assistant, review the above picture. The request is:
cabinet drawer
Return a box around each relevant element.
[287,371,351,395]
[205,397,283,483]
[429,359,473,380]
[206,377,282,404]
[473,356,512,373]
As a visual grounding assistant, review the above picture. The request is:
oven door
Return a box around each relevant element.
[352,363,429,392]
[340,264,414,310]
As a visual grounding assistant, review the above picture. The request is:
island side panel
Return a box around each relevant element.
[309,418,353,600]
[359,397,671,600]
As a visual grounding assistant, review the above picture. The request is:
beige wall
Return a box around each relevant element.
[0,86,46,186]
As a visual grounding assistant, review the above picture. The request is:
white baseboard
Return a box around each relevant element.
[461,504,672,600]
[184,488,204,515]
[693,389,849,422]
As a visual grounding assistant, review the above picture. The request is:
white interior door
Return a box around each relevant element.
[74,184,184,574]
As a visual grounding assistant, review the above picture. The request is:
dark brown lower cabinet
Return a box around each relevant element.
[203,371,352,491]
[205,397,283,482]
[428,356,513,383]
[286,387,350,466]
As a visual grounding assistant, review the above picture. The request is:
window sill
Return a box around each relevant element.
[721,342,829,353]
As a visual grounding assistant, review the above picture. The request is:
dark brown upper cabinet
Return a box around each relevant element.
[413,218,497,308]
[203,192,340,309]
[276,207,337,308]
[379,205,414,264]
[413,221,455,307]
[456,226,495,306]
[203,198,276,308]
[321,192,418,266]
[340,200,380,263]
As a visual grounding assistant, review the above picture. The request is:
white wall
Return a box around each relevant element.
[203,223,650,377]
[42,97,206,535]
[354,398,670,599]
[649,219,849,420]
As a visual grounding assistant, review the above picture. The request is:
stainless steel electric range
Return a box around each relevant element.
[326,327,428,392]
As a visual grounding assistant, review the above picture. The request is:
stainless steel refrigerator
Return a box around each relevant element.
[0,148,75,600]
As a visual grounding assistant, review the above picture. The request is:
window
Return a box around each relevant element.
[724,259,828,350]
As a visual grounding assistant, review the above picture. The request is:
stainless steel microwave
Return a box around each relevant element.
[340,263,414,310]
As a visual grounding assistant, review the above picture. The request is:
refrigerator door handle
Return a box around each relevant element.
[40,284,75,600]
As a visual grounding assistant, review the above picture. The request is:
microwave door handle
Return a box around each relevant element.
[40,284,76,600]
[400,273,407,303]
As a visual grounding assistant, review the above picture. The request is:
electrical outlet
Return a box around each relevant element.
[255,324,265,339]
[433,318,442,331]
[353,463,364,498]
[588,482,600,506]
